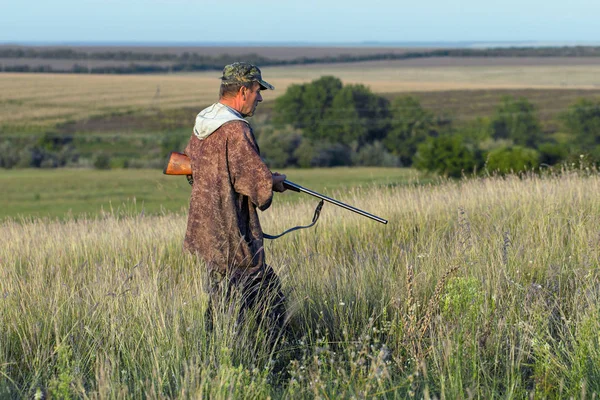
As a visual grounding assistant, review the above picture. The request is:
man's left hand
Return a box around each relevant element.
[272,172,287,193]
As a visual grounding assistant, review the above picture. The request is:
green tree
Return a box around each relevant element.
[273,76,390,153]
[561,98,600,148]
[485,146,540,174]
[320,84,390,149]
[272,76,343,133]
[414,135,478,177]
[383,96,441,166]
[490,96,541,147]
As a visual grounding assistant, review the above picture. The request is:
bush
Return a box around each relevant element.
[310,143,353,167]
[538,142,568,166]
[160,131,188,159]
[293,140,315,168]
[0,141,20,169]
[352,141,400,167]
[485,146,540,174]
[93,153,112,170]
[257,126,302,168]
[414,135,478,177]
[294,141,353,168]
[28,133,80,168]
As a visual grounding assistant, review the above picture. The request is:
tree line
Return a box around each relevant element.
[256,76,600,176]
[2,75,599,175]
[3,46,600,74]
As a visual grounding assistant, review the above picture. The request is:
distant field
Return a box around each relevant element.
[0,167,423,220]
[265,59,600,92]
[3,58,600,133]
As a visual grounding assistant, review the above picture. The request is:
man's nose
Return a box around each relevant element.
[257,93,263,102]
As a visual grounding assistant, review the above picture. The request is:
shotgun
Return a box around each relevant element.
[163,151,388,226]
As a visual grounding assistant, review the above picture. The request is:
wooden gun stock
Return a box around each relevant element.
[163,151,387,225]
[163,151,192,176]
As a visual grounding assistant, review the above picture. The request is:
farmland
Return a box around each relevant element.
[2,58,600,133]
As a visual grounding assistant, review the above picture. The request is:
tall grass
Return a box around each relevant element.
[1,169,600,398]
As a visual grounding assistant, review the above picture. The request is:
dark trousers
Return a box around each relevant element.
[205,265,286,339]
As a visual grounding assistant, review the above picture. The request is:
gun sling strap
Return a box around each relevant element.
[263,200,324,240]
[186,174,323,240]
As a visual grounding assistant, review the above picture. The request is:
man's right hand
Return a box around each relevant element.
[272,172,287,193]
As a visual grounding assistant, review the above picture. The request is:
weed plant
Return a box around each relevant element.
[1,168,600,398]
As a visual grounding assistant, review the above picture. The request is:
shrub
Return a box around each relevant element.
[538,142,568,166]
[0,141,20,169]
[293,140,315,168]
[485,146,540,174]
[23,133,80,168]
[160,131,188,159]
[414,135,478,177]
[310,143,353,167]
[93,153,111,170]
[352,141,400,167]
[294,141,352,168]
[257,126,302,168]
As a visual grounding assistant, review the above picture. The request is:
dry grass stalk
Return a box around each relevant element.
[502,230,511,266]
[457,206,473,255]
[419,264,462,337]
[404,263,417,341]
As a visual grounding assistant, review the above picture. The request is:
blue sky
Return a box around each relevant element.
[2,0,600,44]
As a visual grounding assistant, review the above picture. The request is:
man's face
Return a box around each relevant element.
[240,82,262,117]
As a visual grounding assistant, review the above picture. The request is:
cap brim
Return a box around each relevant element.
[258,79,274,90]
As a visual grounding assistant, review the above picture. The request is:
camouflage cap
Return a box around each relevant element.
[220,62,274,90]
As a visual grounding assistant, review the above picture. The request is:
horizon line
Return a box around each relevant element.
[2,40,600,48]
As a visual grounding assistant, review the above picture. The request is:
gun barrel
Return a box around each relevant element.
[283,180,388,225]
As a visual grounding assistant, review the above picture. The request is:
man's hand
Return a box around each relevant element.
[272,172,287,193]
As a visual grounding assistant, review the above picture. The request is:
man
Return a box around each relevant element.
[183,62,287,335]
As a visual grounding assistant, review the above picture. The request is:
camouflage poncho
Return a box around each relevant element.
[183,104,273,277]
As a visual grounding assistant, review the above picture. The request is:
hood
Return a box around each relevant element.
[193,103,248,140]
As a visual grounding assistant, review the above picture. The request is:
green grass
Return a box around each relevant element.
[0,169,191,220]
[0,167,425,220]
[2,170,600,398]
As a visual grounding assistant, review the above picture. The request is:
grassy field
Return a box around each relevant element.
[0,167,424,220]
[3,59,600,133]
[2,54,600,398]
[2,169,600,398]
